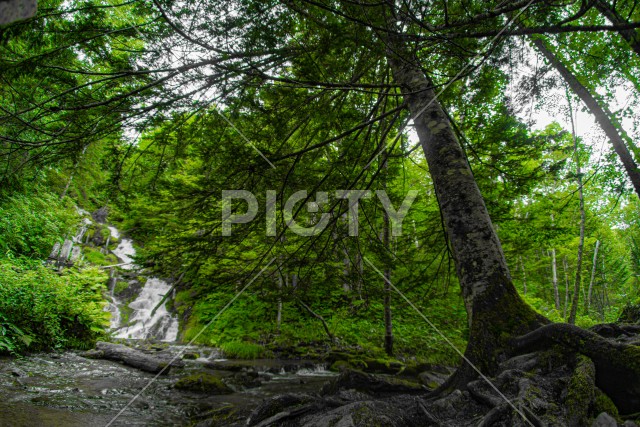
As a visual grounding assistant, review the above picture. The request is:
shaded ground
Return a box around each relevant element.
[0,346,335,427]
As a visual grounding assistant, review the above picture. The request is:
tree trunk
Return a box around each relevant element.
[567,92,586,325]
[532,38,640,199]
[385,22,546,382]
[382,150,394,357]
[87,342,172,374]
[519,255,527,295]
[563,255,570,319]
[276,270,283,334]
[551,248,560,311]
[595,0,640,57]
[586,239,601,314]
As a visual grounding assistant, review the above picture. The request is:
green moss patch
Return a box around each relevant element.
[174,372,232,394]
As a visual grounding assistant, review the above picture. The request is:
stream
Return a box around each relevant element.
[0,345,334,427]
[0,222,336,426]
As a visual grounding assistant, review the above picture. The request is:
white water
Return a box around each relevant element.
[115,278,179,342]
[108,226,120,239]
[112,238,136,269]
[107,227,179,342]
[106,277,121,329]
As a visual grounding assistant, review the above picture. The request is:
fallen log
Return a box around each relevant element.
[84,341,171,374]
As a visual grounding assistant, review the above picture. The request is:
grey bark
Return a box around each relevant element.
[551,248,560,310]
[297,299,335,344]
[586,239,601,314]
[532,38,640,199]
[567,93,586,325]
[563,255,570,319]
[384,13,545,381]
[519,255,527,295]
[382,152,393,357]
[89,341,171,374]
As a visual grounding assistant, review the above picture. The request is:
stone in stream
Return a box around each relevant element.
[174,372,233,394]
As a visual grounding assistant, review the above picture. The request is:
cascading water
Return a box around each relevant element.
[107,226,179,342]
[115,278,179,341]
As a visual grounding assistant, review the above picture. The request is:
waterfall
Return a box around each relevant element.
[114,278,179,341]
[107,226,179,342]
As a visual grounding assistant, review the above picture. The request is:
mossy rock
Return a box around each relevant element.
[113,280,129,295]
[593,388,621,423]
[174,372,232,394]
[566,355,596,426]
[619,304,640,324]
[181,352,200,360]
[330,360,352,372]
[360,358,405,375]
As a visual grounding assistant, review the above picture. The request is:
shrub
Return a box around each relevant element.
[0,191,78,259]
[0,259,110,352]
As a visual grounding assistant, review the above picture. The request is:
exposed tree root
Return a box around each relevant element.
[511,322,640,415]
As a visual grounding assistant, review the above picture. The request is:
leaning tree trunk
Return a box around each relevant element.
[567,92,586,325]
[385,24,546,386]
[595,0,640,57]
[532,38,640,199]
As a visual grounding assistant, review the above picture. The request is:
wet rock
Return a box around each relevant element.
[227,371,262,390]
[321,369,424,396]
[417,371,448,389]
[592,412,618,427]
[174,372,233,394]
[182,352,200,360]
[246,394,315,426]
[92,206,109,223]
[9,368,28,377]
[300,400,412,427]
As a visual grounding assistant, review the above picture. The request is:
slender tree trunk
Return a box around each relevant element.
[519,255,527,295]
[385,20,546,382]
[586,240,601,314]
[595,0,640,57]
[563,255,570,319]
[60,145,88,200]
[551,248,560,311]
[567,93,586,325]
[532,38,640,199]
[601,253,609,320]
[382,151,394,357]
[276,269,283,334]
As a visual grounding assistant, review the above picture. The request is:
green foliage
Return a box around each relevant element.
[0,259,110,352]
[82,246,118,266]
[0,190,79,259]
[0,312,33,355]
[220,341,265,359]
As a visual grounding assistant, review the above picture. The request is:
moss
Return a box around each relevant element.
[566,355,596,426]
[82,247,107,265]
[100,227,111,240]
[592,388,621,422]
[330,360,352,372]
[113,280,128,295]
[174,372,232,394]
[181,352,199,360]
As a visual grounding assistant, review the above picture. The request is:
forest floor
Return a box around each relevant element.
[1,323,638,427]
